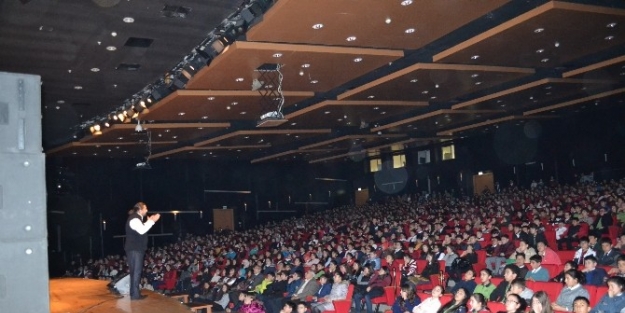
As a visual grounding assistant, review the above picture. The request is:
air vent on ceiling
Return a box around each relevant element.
[115,63,141,71]
[124,37,153,48]
[162,5,191,18]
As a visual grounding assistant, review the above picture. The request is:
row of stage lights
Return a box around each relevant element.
[83,0,273,137]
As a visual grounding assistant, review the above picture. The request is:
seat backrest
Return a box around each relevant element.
[542,264,558,278]
[585,285,597,307]
[476,250,486,265]
[346,284,354,301]
[593,286,608,307]
[487,301,505,313]
[556,250,575,263]
[384,286,397,304]
[491,277,503,286]
[440,294,452,306]
[536,282,563,302]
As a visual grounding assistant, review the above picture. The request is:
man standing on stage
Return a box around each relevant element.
[125,202,160,300]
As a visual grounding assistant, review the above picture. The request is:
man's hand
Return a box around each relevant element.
[149,214,161,222]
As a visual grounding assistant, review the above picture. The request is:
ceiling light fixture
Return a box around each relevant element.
[240,111,246,115]
[123,17,135,23]
[534,28,544,33]
[541,58,549,63]
[202,116,208,119]
[207,97,215,101]
[471,74,479,78]
[405,28,415,34]
[536,48,544,54]
[367,95,375,99]
[475,81,482,85]
[346,36,357,42]
[235,77,244,82]
[312,23,324,29]
[57,100,65,104]
[410,79,418,83]
[401,0,413,6]
[301,63,310,68]
[272,53,283,58]
[385,17,392,24]
[310,80,318,84]
[607,22,617,28]
[74,85,83,90]
[178,112,185,116]
[91,68,100,72]
[106,46,117,51]
[231,101,238,106]
[470,55,480,60]
[324,111,331,114]
[605,35,614,40]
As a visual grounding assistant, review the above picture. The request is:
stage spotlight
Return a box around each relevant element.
[183,53,210,77]
[117,112,126,123]
[90,124,102,136]
[172,71,190,89]
[135,99,149,114]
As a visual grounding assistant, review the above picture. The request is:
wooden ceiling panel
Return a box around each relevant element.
[151,146,271,160]
[298,134,406,151]
[194,129,331,147]
[284,100,428,128]
[338,63,534,102]
[563,55,625,80]
[372,109,504,133]
[79,123,229,144]
[246,0,509,50]
[141,90,313,122]
[185,41,403,92]
[452,78,615,111]
[524,87,625,116]
[434,2,625,68]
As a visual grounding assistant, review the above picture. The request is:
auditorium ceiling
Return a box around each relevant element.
[2,0,624,163]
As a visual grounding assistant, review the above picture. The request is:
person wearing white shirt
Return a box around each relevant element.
[413,285,443,313]
[125,202,160,300]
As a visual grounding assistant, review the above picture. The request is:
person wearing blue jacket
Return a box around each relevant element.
[591,277,625,313]
[582,256,607,287]
[312,275,332,300]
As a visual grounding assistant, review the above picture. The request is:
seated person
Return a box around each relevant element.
[490,264,520,302]
[473,269,496,300]
[598,238,621,267]
[525,255,550,282]
[514,253,529,279]
[581,256,607,287]
[572,296,591,313]
[508,278,533,302]
[590,276,625,313]
[573,237,596,266]
[311,273,349,313]
[450,269,477,295]
[391,284,421,313]
[551,270,590,312]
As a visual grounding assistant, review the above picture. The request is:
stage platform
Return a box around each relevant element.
[50,278,192,313]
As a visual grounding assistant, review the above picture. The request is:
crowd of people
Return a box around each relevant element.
[65,177,625,313]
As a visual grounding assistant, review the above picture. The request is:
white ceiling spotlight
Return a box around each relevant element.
[385,17,392,24]
[401,0,413,6]
[123,17,135,23]
[534,28,544,33]
[404,28,415,34]
[106,46,117,51]
[346,36,357,42]
[471,55,480,60]
[312,23,324,30]
[353,57,363,62]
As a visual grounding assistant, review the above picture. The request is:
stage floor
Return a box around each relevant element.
[50,278,191,313]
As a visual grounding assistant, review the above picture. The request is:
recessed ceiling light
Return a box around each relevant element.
[240,111,246,115]
[55,106,60,110]
[607,22,617,28]
[112,84,117,88]
[373,107,379,110]
[545,86,552,90]
[346,36,357,42]
[385,17,392,24]
[231,101,238,106]
[353,57,363,62]
[367,95,375,99]
[312,23,324,30]
[172,136,178,139]
[475,81,482,85]
[291,122,297,125]
[470,55,480,60]
[605,35,614,41]
[72,152,77,155]
[554,41,560,47]
[91,68,100,72]
[226,106,231,110]
[337,118,343,122]
[310,80,318,84]
[381,111,386,115]
[435,84,440,88]
[430,96,437,99]
[404,28,415,34]
[324,111,331,114]
[111,31,117,37]
[123,17,135,23]
[178,112,185,116]
[235,77,244,82]
[273,53,283,58]
[541,58,549,63]
[410,78,418,83]
[106,46,117,51]
[201,116,208,119]
[57,100,65,104]
[74,85,83,90]
[401,0,413,6]
[534,28,544,33]
[421,90,429,94]
[158,134,163,137]
[301,63,310,68]
[536,48,544,54]
[68,69,72,73]
[207,97,215,100]
[118,137,124,140]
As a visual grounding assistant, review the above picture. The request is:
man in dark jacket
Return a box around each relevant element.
[125,202,160,300]
[490,264,520,302]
